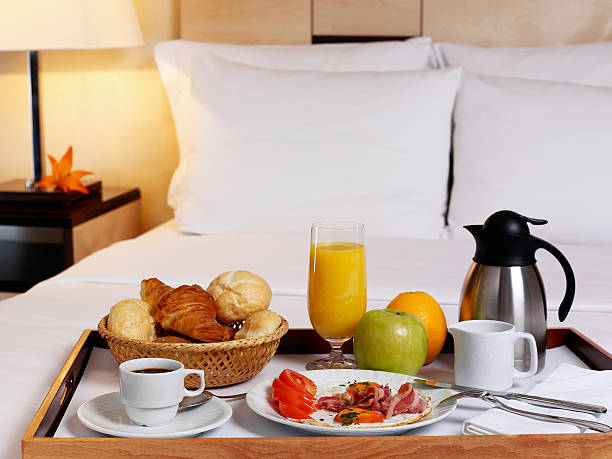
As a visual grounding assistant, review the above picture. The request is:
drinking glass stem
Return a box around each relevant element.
[328,339,347,361]
[306,337,357,370]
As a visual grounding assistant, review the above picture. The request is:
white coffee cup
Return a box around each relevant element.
[448,320,538,391]
[119,357,205,426]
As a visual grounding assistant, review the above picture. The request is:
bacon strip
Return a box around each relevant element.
[316,382,426,419]
[385,383,427,419]
[317,396,348,412]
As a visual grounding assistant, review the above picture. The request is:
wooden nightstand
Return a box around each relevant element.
[0,180,141,292]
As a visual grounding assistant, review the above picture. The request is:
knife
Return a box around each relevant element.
[412,378,607,415]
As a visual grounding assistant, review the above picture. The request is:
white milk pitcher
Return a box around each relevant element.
[448,320,538,391]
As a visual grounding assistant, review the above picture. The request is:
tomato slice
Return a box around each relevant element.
[272,378,318,408]
[278,369,317,398]
[272,387,317,414]
[273,376,299,394]
[272,377,315,401]
[335,408,384,425]
[277,401,311,420]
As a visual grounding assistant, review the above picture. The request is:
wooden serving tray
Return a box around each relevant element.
[23,328,612,458]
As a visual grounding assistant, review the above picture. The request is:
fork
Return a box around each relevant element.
[437,390,612,433]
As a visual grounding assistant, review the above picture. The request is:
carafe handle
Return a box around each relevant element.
[532,236,575,322]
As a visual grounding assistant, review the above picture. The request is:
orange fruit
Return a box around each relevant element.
[386,291,447,364]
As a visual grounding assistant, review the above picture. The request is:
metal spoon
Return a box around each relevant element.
[178,390,247,410]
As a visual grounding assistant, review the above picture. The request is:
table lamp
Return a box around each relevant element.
[0,0,144,189]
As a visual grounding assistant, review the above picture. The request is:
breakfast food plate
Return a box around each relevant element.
[246,369,456,436]
[76,392,232,438]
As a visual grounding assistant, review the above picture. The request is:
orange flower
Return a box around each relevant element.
[36,146,93,194]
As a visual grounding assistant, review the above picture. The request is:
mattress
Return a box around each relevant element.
[1,220,611,458]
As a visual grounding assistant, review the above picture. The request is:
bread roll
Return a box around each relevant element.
[108,299,157,341]
[207,271,272,323]
[235,310,282,339]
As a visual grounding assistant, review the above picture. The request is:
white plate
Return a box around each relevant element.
[246,369,456,436]
[77,392,232,438]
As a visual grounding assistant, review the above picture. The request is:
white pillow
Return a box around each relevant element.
[434,41,612,87]
[449,73,612,245]
[155,38,435,165]
[171,53,461,237]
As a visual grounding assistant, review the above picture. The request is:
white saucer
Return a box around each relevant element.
[77,392,232,438]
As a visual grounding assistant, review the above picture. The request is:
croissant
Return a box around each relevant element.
[140,277,173,313]
[141,278,234,342]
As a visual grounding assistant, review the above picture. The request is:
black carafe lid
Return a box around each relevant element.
[464,210,547,267]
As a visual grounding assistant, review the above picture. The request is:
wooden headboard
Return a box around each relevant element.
[181,0,612,46]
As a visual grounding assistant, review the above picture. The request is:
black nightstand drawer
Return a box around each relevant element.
[0,240,65,291]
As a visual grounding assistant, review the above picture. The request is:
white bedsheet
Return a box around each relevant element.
[35,220,612,312]
[1,220,611,458]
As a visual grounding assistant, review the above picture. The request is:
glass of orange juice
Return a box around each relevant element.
[306,221,366,370]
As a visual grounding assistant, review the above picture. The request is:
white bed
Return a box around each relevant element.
[2,219,612,457]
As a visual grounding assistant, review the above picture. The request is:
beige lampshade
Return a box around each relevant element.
[0,0,143,51]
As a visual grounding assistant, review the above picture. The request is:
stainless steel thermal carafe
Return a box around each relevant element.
[459,210,575,373]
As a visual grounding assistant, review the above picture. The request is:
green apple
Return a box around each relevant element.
[353,309,428,375]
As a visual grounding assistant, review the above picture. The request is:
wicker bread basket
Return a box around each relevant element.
[98,315,289,388]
